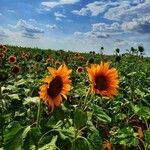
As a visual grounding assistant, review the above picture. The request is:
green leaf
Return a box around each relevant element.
[23,97,40,105]
[132,105,150,120]
[4,122,31,150]
[57,127,75,140]
[144,129,150,147]
[74,109,87,129]
[4,121,24,150]
[8,94,20,100]
[38,135,58,150]
[127,72,137,76]
[88,133,103,150]
[15,79,26,87]
[92,105,111,123]
[72,137,92,150]
[110,126,139,147]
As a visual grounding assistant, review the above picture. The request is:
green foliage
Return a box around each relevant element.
[74,109,87,129]
[0,45,150,150]
[110,126,139,147]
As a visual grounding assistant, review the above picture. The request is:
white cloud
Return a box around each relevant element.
[46,24,57,30]
[0,13,2,16]
[104,0,150,21]
[114,39,139,48]
[8,19,44,39]
[72,1,119,16]
[74,31,110,39]
[92,22,120,32]
[72,8,89,16]
[54,12,66,21]
[41,0,80,10]
[122,15,150,33]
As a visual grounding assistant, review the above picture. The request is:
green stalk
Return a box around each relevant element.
[0,85,4,147]
[36,100,42,128]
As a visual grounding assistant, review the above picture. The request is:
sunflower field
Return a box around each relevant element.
[0,44,150,150]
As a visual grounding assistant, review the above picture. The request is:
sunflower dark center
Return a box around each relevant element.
[10,57,15,62]
[95,75,107,90]
[78,68,83,72]
[12,66,20,74]
[47,76,63,99]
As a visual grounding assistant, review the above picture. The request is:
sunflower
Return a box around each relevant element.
[103,140,112,150]
[8,56,17,64]
[3,46,8,52]
[86,62,119,97]
[0,53,5,60]
[21,51,28,59]
[74,52,80,57]
[55,61,61,67]
[46,57,54,64]
[12,66,21,75]
[76,67,84,74]
[39,64,72,112]
[0,44,4,49]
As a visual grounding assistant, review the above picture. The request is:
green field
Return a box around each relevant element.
[0,44,150,150]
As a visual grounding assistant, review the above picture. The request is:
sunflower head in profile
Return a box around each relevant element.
[3,46,8,52]
[0,53,5,60]
[39,64,72,112]
[87,62,119,97]
[8,56,17,64]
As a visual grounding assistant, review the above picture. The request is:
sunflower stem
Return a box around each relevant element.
[83,88,90,110]
[36,100,42,128]
[0,85,4,147]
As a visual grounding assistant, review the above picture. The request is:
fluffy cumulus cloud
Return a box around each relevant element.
[54,12,66,21]
[72,1,119,16]
[122,15,150,33]
[92,22,121,32]
[41,0,80,10]
[104,0,150,21]
[74,31,110,39]
[9,19,44,38]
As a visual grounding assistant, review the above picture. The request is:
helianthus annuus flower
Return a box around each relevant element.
[46,58,54,64]
[12,66,21,75]
[39,64,72,112]
[8,56,17,64]
[55,61,61,67]
[0,53,5,60]
[76,67,84,74]
[3,46,8,52]
[21,52,28,59]
[103,140,112,150]
[0,44,4,49]
[74,52,80,57]
[87,62,119,97]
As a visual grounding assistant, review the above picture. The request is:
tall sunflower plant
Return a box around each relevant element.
[35,62,119,150]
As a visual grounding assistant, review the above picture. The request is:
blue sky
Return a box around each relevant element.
[0,0,150,55]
